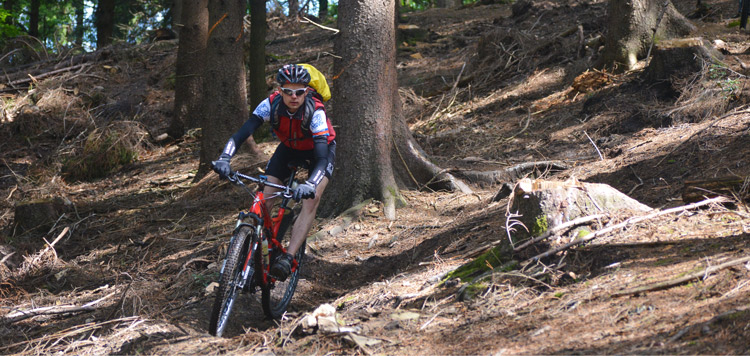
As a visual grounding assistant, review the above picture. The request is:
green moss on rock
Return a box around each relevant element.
[444,245,518,283]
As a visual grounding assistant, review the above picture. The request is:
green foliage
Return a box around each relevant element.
[327,2,339,20]
[708,64,741,100]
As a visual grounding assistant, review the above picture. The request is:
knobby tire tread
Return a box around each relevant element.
[208,226,253,337]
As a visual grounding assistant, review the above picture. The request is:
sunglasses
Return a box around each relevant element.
[280,87,307,97]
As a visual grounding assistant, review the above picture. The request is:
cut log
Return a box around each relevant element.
[510,178,652,237]
[682,176,749,203]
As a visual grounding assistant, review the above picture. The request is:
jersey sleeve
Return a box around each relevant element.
[252,98,272,122]
[309,109,330,137]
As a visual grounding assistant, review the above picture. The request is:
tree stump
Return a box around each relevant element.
[643,37,723,84]
[600,0,695,72]
[510,178,652,237]
[13,197,72,234]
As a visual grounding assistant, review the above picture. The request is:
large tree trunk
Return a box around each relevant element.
[197,0,261,179]
[168,0,208,139]
[171,0,184,36]
[28,0,39,37]
[95,0,116,48]
[248,0,267,109]
[600,0,694,72]
[318,0,328,21]
[74,0,84,47]
[289,0,299,17]
[323,0,470,220]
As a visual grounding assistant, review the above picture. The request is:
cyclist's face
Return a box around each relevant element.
[280,83,306,113]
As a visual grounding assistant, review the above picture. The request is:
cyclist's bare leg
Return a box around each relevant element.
[263,175,283,214]
[287,177,328,256]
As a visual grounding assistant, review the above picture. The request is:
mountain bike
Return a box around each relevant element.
[208,161,307,337]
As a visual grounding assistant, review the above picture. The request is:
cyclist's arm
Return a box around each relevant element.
[220,99,271,158]
[308,109,330,186]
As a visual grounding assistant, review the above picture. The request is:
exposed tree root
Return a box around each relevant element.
[454,160,569,186]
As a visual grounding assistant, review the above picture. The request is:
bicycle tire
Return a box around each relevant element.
[261,212,304,319]
[209,226,255,337]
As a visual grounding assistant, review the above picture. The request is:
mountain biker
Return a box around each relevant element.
[212,64,336,281]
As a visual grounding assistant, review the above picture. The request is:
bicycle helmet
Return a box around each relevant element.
[276,64,311,86]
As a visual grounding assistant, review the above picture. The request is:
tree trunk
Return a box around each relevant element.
[28,0,39,37]
[289,0,299,17]
[172,0,184,36]
[248,0,267,109]
[197,0,261,179]
[323,0,470,220]
[74,0,84,47]
[95,0,116,48]
[168,0,208,139]
[318,0,327,21]
[600,0,695,72]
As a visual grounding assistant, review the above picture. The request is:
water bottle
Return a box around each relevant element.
[262,238,269,267]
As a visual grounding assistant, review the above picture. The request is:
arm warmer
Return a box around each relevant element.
[220,114,264,158]
[308,135,329,186]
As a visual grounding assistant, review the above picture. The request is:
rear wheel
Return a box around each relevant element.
[209,226,255,337]
[262,212,304,319]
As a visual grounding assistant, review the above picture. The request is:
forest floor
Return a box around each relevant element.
[2,0,750,354]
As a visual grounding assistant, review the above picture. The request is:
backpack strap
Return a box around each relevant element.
[269,91,325,136]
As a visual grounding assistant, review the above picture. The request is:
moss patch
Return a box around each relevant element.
[531,215,549,236]
[444,245,517,282]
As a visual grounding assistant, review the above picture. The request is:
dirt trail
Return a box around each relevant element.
[2,0,750,354]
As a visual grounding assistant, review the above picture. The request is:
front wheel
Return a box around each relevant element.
[209,226,254,337]
[261,239,305,319]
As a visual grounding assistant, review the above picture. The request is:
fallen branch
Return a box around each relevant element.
[523,196,729,265]
[6,63,88,87]
[28,226,70,267]
[614,255,750,297]
[514,214,607,251]
[2,290,116,324]
[0,316,139,352]
[300,16,339,34]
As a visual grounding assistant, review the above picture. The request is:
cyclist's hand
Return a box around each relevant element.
[212,155,232,179]
[293,181,316,201]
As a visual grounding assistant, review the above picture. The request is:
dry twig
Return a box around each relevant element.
[613,255,750,297]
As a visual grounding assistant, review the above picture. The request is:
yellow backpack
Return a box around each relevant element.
[299,63,331,102]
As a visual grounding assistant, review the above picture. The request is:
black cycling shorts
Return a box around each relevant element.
[265,140,336,182]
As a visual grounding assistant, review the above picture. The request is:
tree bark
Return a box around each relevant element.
[289,0,299,17]
[318,0,327,21]
[74,0,84,47]
[168,0,208,139]
[511,178,652,237]
[600,0,695,72]
[95,0,116,48]
[323,0,470,220]
[172,0,184,36]
[248,0,267,109]
[28,0,39,37]
[197,0,261,179]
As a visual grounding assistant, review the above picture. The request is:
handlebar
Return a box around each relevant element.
[212,160,295,199]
